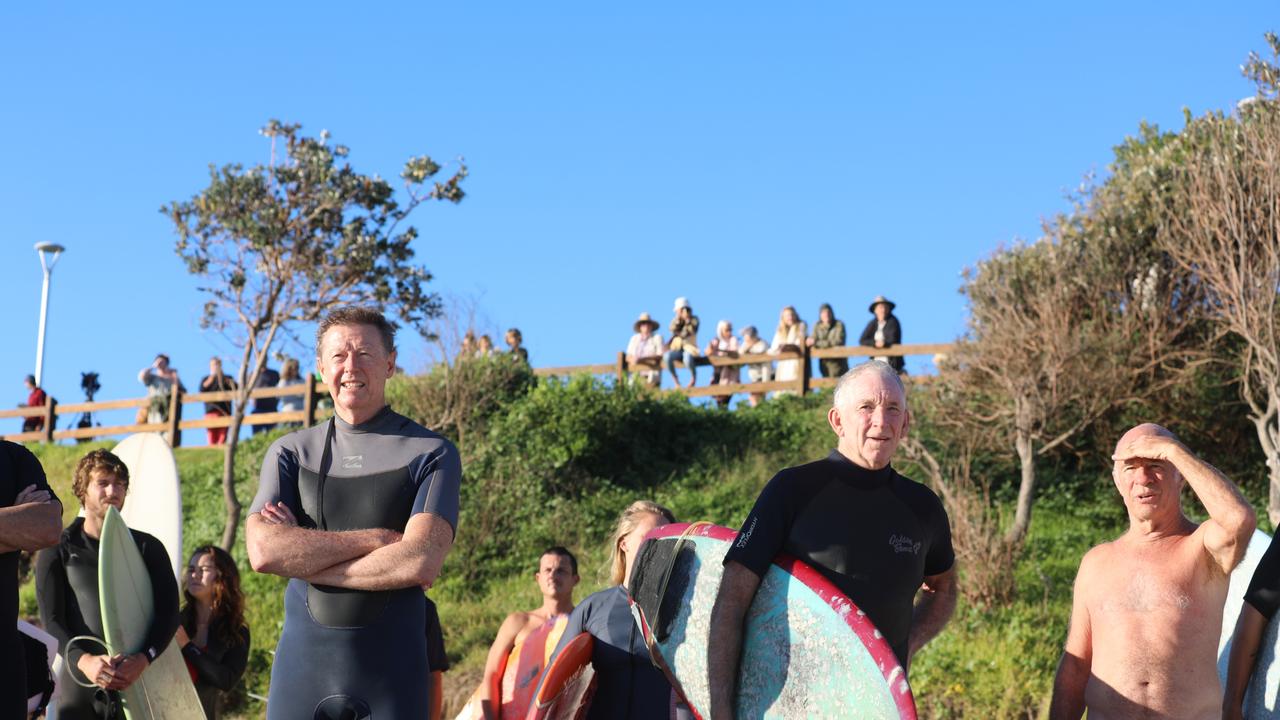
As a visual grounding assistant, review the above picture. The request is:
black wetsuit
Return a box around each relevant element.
[35,517,179,720]
[2,441,57,718]
[180,608,251,720]
[550,585,692,720]
[1246,532,1280,619]
[425,597,449,675]
[723,450,954,668]
[250,406,461,720]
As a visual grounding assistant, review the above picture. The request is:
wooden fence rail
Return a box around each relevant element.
[3,343,951,446]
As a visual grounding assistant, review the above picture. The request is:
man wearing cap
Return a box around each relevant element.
[859,296,904,373]
[626,313,664,388]
[665,297,703,388]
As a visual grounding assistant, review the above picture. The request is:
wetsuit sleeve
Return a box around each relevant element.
[722,471,793,579]
[410,442,462,533]
[6,442,57,503]
[923,492,955,577]
[140,534,180,661]
[35,545,84,666]
[249,439,291,515]
[1246,532,1280,619]
[424,599,449,672]
[182,624,250,691]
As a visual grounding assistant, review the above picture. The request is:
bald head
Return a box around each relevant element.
[1114,423,1177,456]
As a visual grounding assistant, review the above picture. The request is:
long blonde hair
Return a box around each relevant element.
[776,305,801,336]
[607,500,676,585]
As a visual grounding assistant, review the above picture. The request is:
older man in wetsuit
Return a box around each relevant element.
[246,306,461,720]
[707,361,957,720]
[1049,423,1256,720]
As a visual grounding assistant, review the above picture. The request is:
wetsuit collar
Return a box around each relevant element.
[334,404,394,434]
[826,449,894,489]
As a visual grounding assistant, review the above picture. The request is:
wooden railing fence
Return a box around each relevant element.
[2,343,951,446]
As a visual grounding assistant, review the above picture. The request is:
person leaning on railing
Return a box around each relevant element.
[807,302,848,379]
[739,326,771,408]
[626,312,664,388]
[704,320,740,409]
[860,295,904,373]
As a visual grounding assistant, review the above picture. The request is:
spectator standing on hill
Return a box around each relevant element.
[479,547,579,720]
[1050,424,1255,720]
[277,358,305,426]
[506,328,529,365]
[1,440,61,718]
[705,320,741,409]
[549,501,692,720]
[177,545,250,720]
[476,335,495,358]
[246,306,461,719]
[21,375,47,433]
[458,331,478,364]
[251,364,280,435]
[740,326,771,408]
[665,297,703,388]
[138,354,182,424]
[200,357,237,446]
[769,306,807,395]
[859,296,905,373]
[808,303,849,379]
[626,313,664,388]
[708,363,956,719]
[37,449,178,720]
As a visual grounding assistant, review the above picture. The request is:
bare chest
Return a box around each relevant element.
[1090,545,1222,623]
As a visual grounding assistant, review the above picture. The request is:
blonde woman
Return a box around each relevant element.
[769,306,807,395]
[548,501,692,719]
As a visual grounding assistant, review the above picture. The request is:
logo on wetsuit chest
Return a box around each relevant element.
[341,455,364,469]
[888,534,921,555]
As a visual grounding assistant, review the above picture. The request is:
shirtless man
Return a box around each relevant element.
[479,547,579,719]
[1049,423,1256,720]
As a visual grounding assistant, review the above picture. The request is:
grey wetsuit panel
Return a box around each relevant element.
[252,406,461,719]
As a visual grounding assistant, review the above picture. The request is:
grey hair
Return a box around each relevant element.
[716,319,733,335]
[832,361,906,409]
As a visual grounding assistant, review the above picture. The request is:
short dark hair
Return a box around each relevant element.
[73,449,129,503]
[315,306,397,356]
[542,546,578,576]
[24,374,35,386]
[155,353,170,364]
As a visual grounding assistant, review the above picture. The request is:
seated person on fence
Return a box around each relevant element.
[705,320,740,409]
[479,546,579,719]
[200,357,237,446]
[626,313,664,388]
[21,375,47,433]
[138,354,183,423]
[739,326,771,408]
[859,296,905,373]
[665,297,704,388]
[807,303,849,378]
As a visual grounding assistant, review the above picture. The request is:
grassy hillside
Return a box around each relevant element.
[16,366,1250,719]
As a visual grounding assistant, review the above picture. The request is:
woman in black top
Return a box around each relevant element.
[176,545,250,720]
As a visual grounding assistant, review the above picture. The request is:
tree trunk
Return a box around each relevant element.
[220,406,246,550]
[1007,427,1036,544]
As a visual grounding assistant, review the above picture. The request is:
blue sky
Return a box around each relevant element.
[1,3,1273,443]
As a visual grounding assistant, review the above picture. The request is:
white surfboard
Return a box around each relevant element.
[1220,529,1280,718]
[99,506,205,719]
[78,433,183,582]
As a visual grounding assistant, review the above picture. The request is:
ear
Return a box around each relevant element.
[316,356,327,386]
[827,406,845,438]
[385,350,397,378]
[901,407,911,439]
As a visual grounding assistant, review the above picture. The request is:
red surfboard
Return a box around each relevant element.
[524,633,596,720]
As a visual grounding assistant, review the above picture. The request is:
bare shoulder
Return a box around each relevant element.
[1075,541,1119,588]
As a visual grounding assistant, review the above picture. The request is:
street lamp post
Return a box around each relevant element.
[34,242,65,387]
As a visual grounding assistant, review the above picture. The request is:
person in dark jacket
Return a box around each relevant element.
[177,545,250,720]
[859,295,905,373]
[807,303,848,379]
[35,450,179,720]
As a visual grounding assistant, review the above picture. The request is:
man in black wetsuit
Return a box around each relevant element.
[35,449,179,719]
[707,361,958,720]
[246,306,461,720]
[1,440,62,717]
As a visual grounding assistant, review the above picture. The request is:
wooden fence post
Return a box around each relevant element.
[42,396,56,444]
[167,384,182,448]
[800,345,812,395]
[303,374,318,428]
[616,352,627,385]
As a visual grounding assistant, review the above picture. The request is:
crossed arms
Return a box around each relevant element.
[246,501,453,590]
[0,484,61,554]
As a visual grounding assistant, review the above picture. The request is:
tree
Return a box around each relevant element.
[163,120,467,549]
[1156,33,1280,522]
[954,168,1206,544]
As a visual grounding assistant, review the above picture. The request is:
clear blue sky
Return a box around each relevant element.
[1,3,1273,442]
